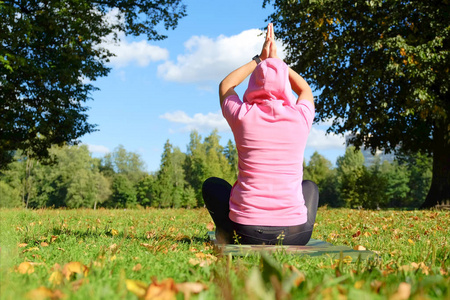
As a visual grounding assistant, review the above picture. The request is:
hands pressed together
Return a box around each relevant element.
[220,23,313,106]
[260,23,279,61]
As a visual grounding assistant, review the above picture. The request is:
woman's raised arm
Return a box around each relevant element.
[219,24,274,106]
[288,68,314,106]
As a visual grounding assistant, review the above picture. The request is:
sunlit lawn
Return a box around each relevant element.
[1,207,449,299]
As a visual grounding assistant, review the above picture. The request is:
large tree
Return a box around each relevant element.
[265,0,450,207]
[0,0,186,167]
[154,140,186,208]
[183,130,207,204]
[102,144,147,185]
[303,151,340,206]
[0,144,111,208]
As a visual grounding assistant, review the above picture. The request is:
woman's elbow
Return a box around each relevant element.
[219,80,232,97]
[219,79,225,91]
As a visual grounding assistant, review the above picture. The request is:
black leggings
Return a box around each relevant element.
[202,177,319,245]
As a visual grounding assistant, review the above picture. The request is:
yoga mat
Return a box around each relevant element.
[208,232,377,261]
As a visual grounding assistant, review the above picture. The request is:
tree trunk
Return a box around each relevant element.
[421,121,450,208]
[25,154,33,209]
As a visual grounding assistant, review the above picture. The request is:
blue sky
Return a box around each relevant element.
[80,0,347,172]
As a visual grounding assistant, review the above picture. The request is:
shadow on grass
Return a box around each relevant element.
[49,226,210,245]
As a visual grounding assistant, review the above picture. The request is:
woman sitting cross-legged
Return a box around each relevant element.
[202,23,319,245]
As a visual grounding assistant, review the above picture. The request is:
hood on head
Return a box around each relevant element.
[243,58,296,105]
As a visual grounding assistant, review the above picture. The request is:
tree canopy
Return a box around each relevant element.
[265,0,450,207]
[0,0,186,167]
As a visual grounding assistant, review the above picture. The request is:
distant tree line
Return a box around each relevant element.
[304,147,432,209]
[0,130,431,209]
[0,130,237,209]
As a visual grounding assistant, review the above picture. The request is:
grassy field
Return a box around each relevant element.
[0,207,449,299]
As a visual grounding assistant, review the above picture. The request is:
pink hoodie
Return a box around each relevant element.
[243,58,297,105]
[222,58,314,226]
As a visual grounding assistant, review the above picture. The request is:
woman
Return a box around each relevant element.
[202,23,319,245]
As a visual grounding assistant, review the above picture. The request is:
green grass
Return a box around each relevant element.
[0,207,449,299]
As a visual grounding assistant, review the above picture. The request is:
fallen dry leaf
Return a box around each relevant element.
[144,278,177,300]
[126,278,207,300]
[188,258,200,266]
[285,265,306,287]
[354,280,365,289]
[410,262,430,275]
[41,242,49,247]
[111,229,119,236]
[140,243,151,249]
[170,243,178,251]
[26,286,52,300]
[353,245,367,251]
[352,230,361,238]
[206,222,215,231]
[126,279,148,298]
[146,231,156,239]
[17,262,35,274]
[333,256,353,265]
[49,271,64,286]
[398,264,412,272]
[22,247,40,253]
[389,282,411,300]
[176,282,208,299]
[62,262,88,280]
[18,243,28,248]
[26,286,65,300]
[189,253,217,267]
[370,280,383,293]
[108,243,118,251]
[132,263,142,272]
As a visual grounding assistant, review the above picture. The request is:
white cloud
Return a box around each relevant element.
[100,8,169,68]
[86,144,110,155]
[157,29,286,84]
[320,118,335,127]
[306,127,346,150]
[103,7,122,27]
[102,32,169,68]
[160,110,229,133]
